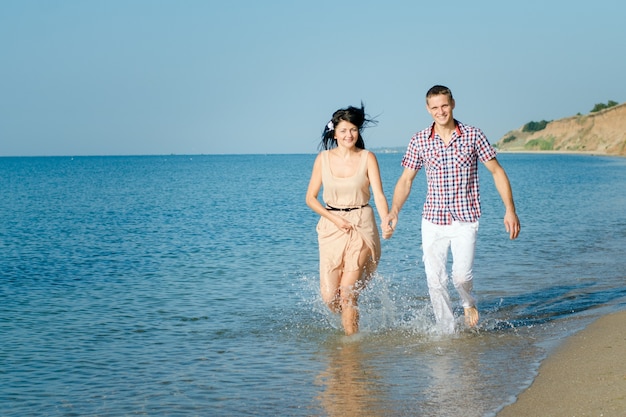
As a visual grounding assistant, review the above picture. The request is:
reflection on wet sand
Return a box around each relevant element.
[312,330,539,417]
[315,338,386,417]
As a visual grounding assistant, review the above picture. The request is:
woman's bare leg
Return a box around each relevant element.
[320,269,342,313]
[339,270,362,335]
[338,248,372,335]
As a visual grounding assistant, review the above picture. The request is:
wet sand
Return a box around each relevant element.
[497,309,626,417]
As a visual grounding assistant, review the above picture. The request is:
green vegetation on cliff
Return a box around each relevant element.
[522,120,550,133]
[590,100,618,113]
[524,136,555,150]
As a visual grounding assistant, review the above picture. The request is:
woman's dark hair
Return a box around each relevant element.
[320,102,376,150]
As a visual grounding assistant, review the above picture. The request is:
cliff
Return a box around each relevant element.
[495,102,626,156]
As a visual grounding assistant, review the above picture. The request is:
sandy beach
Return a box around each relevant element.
[497,309,626,417]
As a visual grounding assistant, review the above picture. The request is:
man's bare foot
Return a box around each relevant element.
[464,306,479,327]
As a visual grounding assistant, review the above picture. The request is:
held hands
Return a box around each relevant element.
[381,213,397,240]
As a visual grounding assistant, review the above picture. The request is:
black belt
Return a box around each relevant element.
[326,204,369,212]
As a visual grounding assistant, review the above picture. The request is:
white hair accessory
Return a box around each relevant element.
[327,121,334,131]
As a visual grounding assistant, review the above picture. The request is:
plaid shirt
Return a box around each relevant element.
[401,120,497,225]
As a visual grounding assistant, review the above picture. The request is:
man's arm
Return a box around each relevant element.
[386,167,418,233]
[484,157,520,240]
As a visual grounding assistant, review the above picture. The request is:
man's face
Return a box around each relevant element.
[426,94,455,126]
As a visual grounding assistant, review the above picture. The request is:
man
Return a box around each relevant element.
[386,85,520,334]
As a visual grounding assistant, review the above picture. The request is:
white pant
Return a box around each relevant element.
[421,218,479,334]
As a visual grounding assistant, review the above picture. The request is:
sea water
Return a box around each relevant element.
[1,153,625,416]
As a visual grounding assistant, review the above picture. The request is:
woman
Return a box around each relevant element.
[306,104,393,335]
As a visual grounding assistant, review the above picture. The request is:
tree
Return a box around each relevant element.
[590,100,618,113]
[522,120,549,133]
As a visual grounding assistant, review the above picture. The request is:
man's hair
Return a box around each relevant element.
[426,85,454,102]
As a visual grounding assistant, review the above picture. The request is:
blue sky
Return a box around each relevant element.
[1,0,625,156]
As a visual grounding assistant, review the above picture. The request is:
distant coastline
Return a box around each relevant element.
[371,146,405,154]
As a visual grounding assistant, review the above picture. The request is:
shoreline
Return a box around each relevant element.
[495,149,626,157]
[496,309,626,416]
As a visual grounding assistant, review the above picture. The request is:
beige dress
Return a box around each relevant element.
[317,150,381,282]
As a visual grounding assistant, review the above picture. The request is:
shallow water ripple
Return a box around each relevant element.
[1,154,625,416]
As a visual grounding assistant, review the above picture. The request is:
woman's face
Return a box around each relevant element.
[333,120,359,148]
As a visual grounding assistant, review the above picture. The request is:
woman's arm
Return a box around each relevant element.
[306,153,353,232]
[367,152,393,238]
